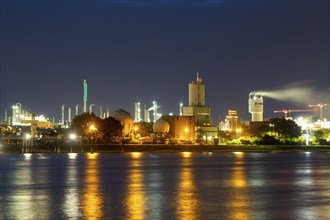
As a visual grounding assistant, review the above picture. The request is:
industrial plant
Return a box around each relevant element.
[0,74,329,147]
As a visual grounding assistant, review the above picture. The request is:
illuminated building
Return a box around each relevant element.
[182,73,218,142]
[225,110,239,131]
[182,73,211,126]
[11,103,54,128]
[12,103,22,125]
[134,102,142,122]
[161,115,196,142]
[248,92,263,122]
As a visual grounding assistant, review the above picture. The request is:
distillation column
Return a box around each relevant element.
[83,80,88,113]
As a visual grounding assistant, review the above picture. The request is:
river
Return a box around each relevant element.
[0,152,329,219]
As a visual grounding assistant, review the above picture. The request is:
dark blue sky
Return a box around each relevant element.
[1,0,329,122]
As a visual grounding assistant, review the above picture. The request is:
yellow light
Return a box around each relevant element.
[87,152,98,159]
[233,152,243,155]
[181,152,192,158]
[89,124,97,131]
[131,152,142,159]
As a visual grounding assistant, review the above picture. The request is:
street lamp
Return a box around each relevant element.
[89,124,97,132]
[69,133,77,140]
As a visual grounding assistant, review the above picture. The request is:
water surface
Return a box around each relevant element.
[1,152,329,219]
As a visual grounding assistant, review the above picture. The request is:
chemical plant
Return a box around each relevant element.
[1,75,329,146]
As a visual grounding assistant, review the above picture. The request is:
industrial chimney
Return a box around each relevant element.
[248,92,263,122]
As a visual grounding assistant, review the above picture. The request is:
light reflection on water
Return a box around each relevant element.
[176,153,200,220]
[63,153,81,219]
[124,153,147,220]
[227,152,250,220]
[82,153,104,219]
[1,152,329,219]
[9,157,34,220]
[7,154,51,219]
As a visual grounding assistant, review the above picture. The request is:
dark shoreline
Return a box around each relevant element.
[1,143,329,154]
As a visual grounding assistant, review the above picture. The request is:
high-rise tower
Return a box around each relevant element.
[189,72,205,107]
[182,73,218,141]
[83,80,88,113]
[134,102,142,122]
[182,73,211,126]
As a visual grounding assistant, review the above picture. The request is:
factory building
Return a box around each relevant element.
[11,103,54,128]
[134,102,142,122]
[182,73,218,142]
[225,110,239,131]
[160,115,196,142]
[248,92,264,122]
[182,73,211,126]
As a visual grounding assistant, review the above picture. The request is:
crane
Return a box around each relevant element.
[308,103,330,121]
[274,109,316,118]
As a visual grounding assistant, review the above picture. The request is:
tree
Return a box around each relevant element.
[101,117,123,143]
[71,113,101,133]
[255,118,302,144]
[71,113,124,144]
[311,129,330,145]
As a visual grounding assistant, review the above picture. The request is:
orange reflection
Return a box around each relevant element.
[125,157,146,220]
[176,156,200,220]
[227,154,250,220]
[82,153,104,219]
[131,152,142,159]
[181,152,192,158]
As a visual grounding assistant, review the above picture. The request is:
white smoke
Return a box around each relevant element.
[256,81,329,105]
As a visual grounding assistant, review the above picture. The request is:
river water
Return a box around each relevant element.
[0,152,329,219]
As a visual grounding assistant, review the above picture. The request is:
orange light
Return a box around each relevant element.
[181,152,192,158]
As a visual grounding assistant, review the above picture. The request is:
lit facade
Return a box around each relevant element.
[225,110,239,131]
[182,73,218,142]
[161,115,196,142]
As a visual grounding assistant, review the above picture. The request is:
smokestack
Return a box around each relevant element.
[179,102,183,116]
[144,105,149,122]
[68,107,71,123]
[106,106,110,118]
[61,105,65,125]
[83,80,88,113]
[75,104,79,116]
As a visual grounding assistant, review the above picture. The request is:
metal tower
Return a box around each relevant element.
[83,80,88,113]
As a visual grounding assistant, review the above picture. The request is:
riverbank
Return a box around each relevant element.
[1,143,329,154]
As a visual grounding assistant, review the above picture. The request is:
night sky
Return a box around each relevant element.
[1,0,329,123]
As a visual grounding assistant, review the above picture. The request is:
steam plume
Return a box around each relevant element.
[253,81,328,105]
